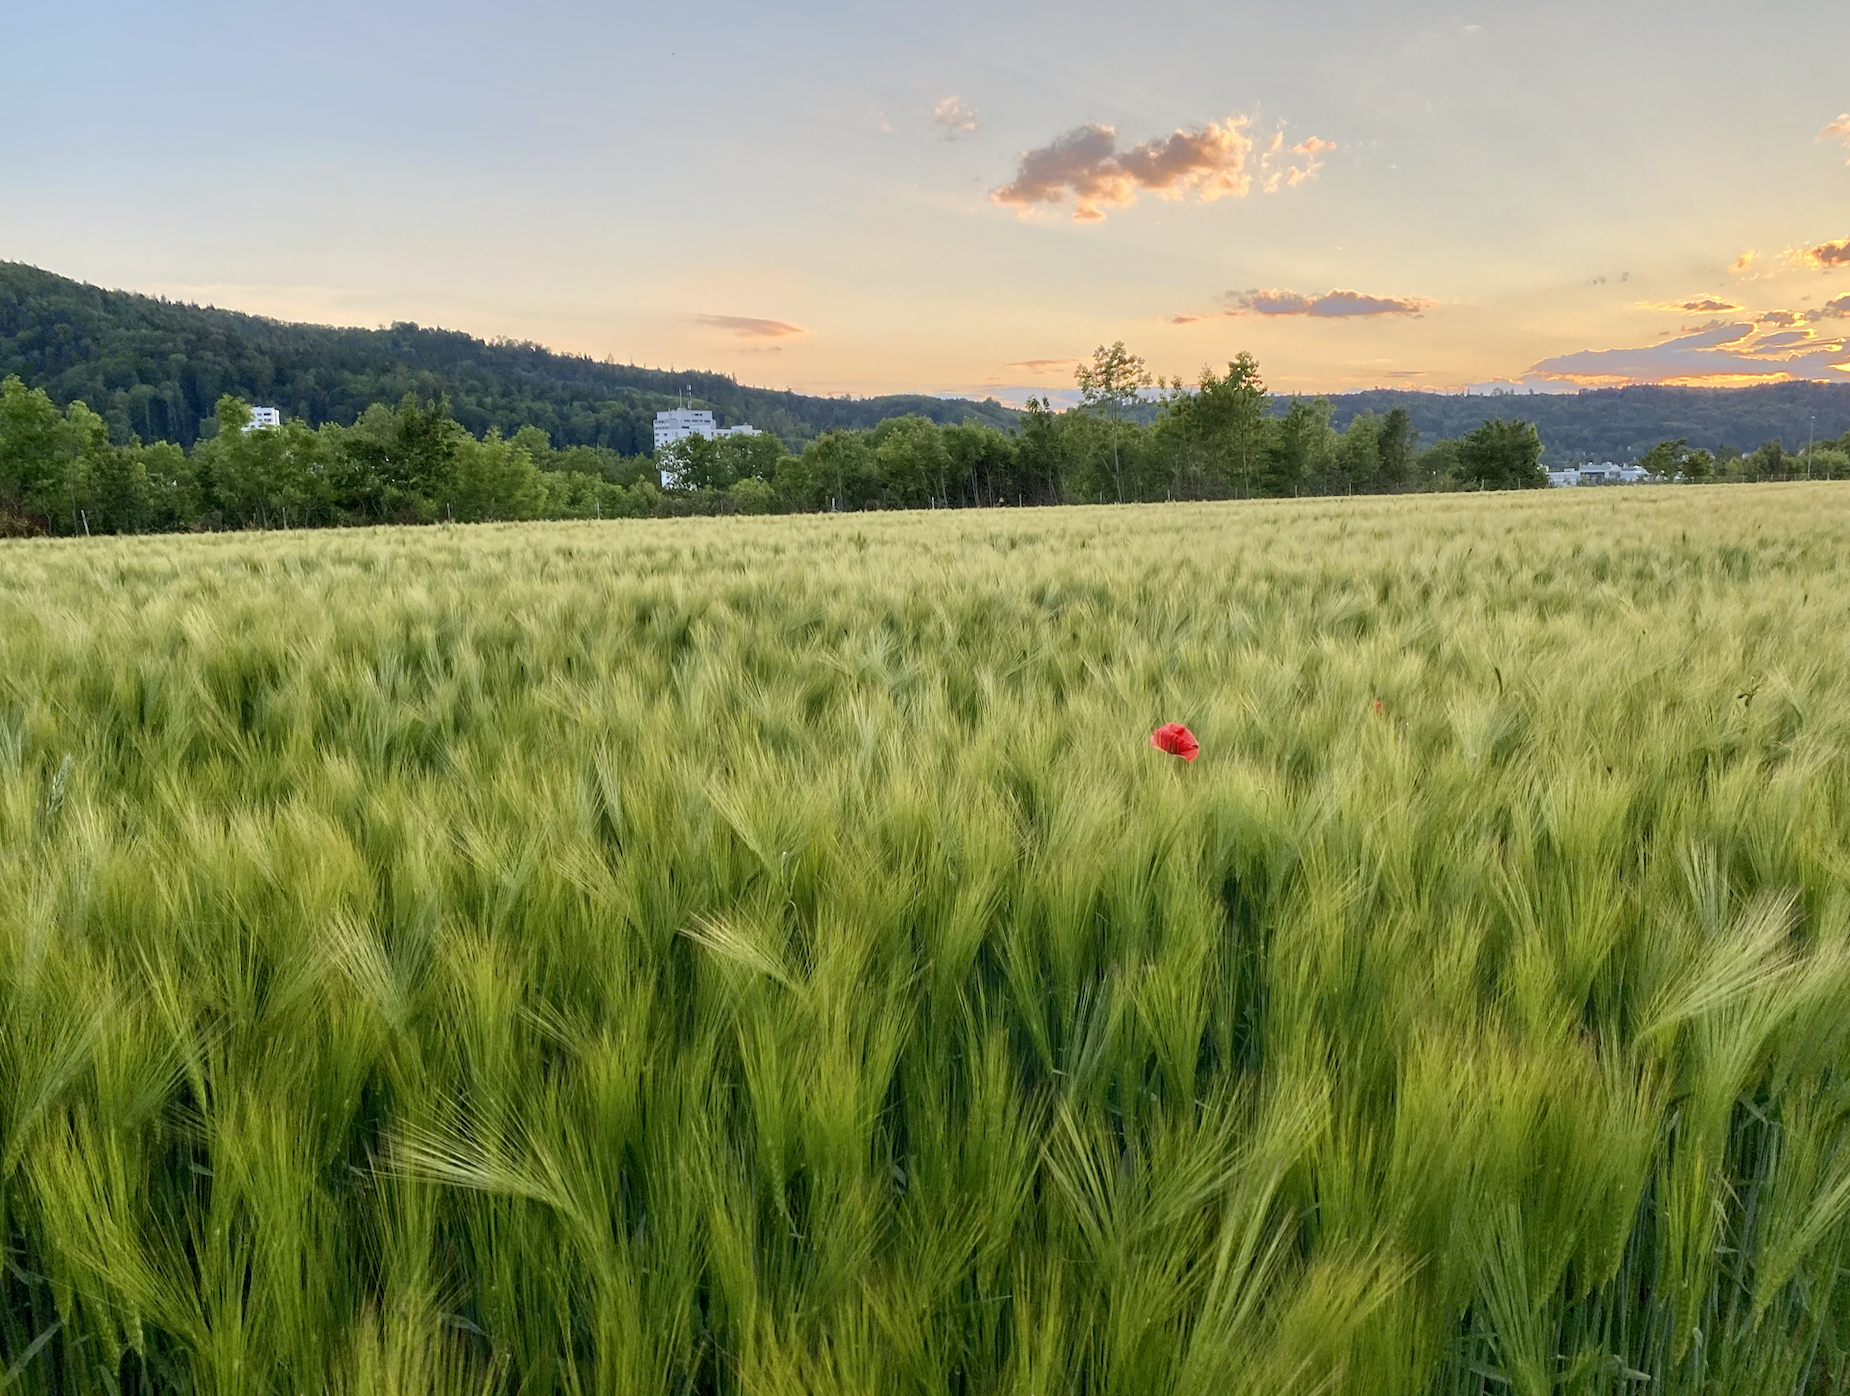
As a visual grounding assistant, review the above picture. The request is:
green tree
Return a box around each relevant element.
[729,477,776,514]
[1153,354,1269,499]
[1377,407,1416,491]
[1336,413,1382,494]
[1682,448,1715,483]
[873,416,948,509]
[1075,342,1151,503]
[658,434,724,491]
[717,431,785,485]
[1416,438,1464,490]
[1457,419,1546,490]
[333,395,464,520]
[1266,398,1334,496]
[1012,397,1069,506]
[1746,439,1785,482]
[450,431,546,521]
[801,430,880,511]
[1808,446,1849,480]
[943,422,1018,506]
[138,442,199,528]
[0,375,68,529]
[1638,438,1689,479]
[82,442,151,533]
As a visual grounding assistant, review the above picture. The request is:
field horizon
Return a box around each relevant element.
[4,485,1850,1394]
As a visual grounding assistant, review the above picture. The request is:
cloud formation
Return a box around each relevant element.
[1004,357,1082,373]
[1637,297,1741,313]
[1730,250,1758,274]
[1226,288,1433,318]
[696,315,805,340]
[992,116,1328,221]
[1531,320,1850,385]
[1792,237,1850,269]
[1822,114,1850,164]
[1259,133,1335,192]
[933,96,979,138]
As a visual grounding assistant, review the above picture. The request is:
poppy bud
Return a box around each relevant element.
[1150,723,1200,762]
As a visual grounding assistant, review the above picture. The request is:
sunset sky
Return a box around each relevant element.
[5,0,1848,401]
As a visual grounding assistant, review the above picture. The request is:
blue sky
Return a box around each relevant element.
[4,0,1847,398]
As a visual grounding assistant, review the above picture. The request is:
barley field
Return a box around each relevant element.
[4,487,1850,1395]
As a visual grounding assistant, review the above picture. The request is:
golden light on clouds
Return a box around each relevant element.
[1822,114,1850,163]
[991,115,1329,222]
[1791,237,1850,269]
[1636,297,1742,313]
[1531,318,1850,385]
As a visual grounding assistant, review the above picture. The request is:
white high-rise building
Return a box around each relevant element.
[653,408,763,451]
[654,407,717,450]
[653,408,763,487]
[247,406,281,431]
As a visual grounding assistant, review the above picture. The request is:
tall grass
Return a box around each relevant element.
[3,485,1850,1393]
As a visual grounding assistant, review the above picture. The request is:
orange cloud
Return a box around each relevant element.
[1004,358,1082,372]
[1227,288,1433,317]
[1792,237,1850,269]
[1822,114,1850,164]
[992,116,1329,221]
[696,315,805,339]
[1637,297,1741,313]
[1259,132,1335,191]
[1730,250,1758,274]
[1170,314,1203,324]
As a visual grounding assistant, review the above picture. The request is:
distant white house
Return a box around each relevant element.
[653,408,762,487]
[1548,461,1658,487]
[246,406,281,431]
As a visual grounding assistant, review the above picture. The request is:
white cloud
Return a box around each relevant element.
[1821,114,1850,164]
[932,96,979,138]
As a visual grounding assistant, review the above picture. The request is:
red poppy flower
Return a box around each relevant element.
[1150,723,1200,762]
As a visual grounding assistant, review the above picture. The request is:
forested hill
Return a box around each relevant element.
[1309,383,1850,463]
[0,262,1017,452]
[8,261,1850,463]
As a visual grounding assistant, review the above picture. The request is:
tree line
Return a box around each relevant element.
[11,344,1837,537]
[0,348,1554,536]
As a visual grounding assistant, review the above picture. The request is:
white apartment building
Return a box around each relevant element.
[652,408,763,452]
[653,408,763,487]
[653,408,718,450]
[247,406,282,431]
[1548,462,1657,487]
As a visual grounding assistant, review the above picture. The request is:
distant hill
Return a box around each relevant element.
[1305,384,1850,463]
[5,261,1847,463]
[0,262,1016,453]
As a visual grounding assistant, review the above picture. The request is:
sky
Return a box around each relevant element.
[3,0,1848,402]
